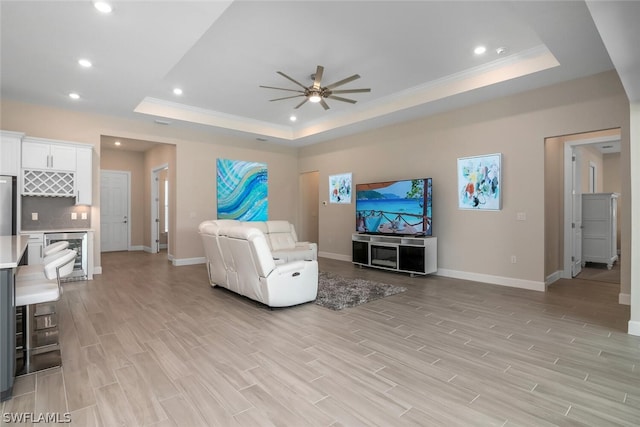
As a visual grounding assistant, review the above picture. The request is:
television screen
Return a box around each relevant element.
[356,178,432,236]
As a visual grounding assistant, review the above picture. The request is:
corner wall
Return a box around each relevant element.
[300,71,630,293]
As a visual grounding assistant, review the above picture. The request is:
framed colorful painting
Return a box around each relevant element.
[216,158,268,220]
[457,153,502,210]
[329,173,352,204]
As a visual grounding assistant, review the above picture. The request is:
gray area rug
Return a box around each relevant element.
[315,271,407,310]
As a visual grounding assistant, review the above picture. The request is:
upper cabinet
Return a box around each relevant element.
[0,130,24,176]
[21,136,93,204]
[22,138,76,171]
[75,146,92,205]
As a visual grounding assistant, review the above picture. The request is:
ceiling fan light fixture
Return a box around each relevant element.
[308,93,322,103]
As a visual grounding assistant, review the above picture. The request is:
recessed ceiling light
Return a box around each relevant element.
[114,141,121,146]
[474,46,487,55]
[94,2,113,14]
[256,137,268,142]
[78,59,92,68]
[496,47,507,55]
[289,115,297,122]
[69,92,80,100]
[173,88,183,96]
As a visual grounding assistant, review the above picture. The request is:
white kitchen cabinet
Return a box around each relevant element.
[75,146,92,205]
[22,138,76,171]
[582,192,618,269]
[0,130,23,176]
[24,233,44,265]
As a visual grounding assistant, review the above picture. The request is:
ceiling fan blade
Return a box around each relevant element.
[320,99,330,110]
[277,71,308,90]
[312,65,324,90]
[330,88,371,94]
[327,95,357,104]
[259,85,305,93]
[269,94,305,102]
[294,98,309,109]
[324,74,360,90]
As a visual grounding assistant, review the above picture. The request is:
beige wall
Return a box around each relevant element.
[299,71,630,292]
[100,148,145,247]
[544,136,564,280]
[0,99,299,269]
[0,70,631,299]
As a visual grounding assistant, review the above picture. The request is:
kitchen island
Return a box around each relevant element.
[0,235,28,401]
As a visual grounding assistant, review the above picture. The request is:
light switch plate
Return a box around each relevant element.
[31,212,38,221]
[81,212,87,220]
[71,212,77,220]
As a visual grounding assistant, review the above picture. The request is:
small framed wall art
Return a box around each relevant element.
[329,172,352,204]
[457,153,502,210]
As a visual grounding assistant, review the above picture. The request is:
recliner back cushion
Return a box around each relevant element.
[243,221,268,234]
[266,221,296,250]
[226,226,276,277]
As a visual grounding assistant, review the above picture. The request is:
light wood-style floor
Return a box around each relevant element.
[2,251,639,426]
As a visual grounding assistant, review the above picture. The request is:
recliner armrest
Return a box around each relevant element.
[272,260,310,276]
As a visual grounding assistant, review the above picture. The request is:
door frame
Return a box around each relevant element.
[562,135,619,278]
[100,170,131,251]
[150,163,168,255]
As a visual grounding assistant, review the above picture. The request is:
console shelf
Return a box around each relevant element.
[352,233,437,276]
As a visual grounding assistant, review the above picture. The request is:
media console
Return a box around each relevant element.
[352,233,437,276]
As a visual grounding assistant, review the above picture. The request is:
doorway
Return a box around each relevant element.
[100,170,130,252]
[151,164,169,256]
[298,171,319,245]
[561,131,621,282]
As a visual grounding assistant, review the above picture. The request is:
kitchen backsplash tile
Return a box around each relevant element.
[22,196,91,230]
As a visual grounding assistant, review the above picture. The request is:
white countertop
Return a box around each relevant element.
[20,229,94,235]
[0,235,29,269]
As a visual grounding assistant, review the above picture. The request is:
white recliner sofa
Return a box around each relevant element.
[199,221,318,307]
[199,219,317,263]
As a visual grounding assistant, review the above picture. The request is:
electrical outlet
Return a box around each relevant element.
[31,212,38,221]
[81,212,87,220]
[517,212,526,221]
[71,212,77,220]
[510,255,517,264]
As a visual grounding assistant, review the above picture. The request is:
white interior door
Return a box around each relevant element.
[571,150,583,277]
[101,170,129,252]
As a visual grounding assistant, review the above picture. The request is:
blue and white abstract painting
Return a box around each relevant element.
[216,158,268,221]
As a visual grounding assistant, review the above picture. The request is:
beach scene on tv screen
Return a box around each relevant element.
[356,179,432,235]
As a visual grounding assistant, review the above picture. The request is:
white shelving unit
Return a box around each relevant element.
[352,233,437,276]
[582,192,618,269]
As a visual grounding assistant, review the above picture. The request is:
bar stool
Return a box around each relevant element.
[16,241,69,280]
[15,249,76,375]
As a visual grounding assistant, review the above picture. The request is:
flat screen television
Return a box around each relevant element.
[356,178,432,236]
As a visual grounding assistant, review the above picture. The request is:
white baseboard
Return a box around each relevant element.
[172,256,206,266]
[545,270,562,287]
[435,268,546,292]
[93,266,102,275]
[160,243,168,249]
[318,251,351,262]
[128,245,144,251]
[619,293,631,305]
[143,246,153,253]
[628,320,640,336]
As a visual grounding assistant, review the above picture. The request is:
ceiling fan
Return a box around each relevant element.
[260,65,371,110]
